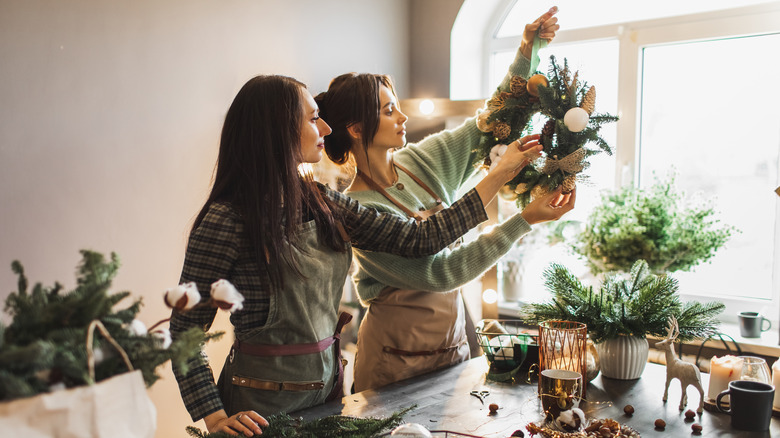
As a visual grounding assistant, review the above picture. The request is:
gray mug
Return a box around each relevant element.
[717,380,775,431]
[738,311,771,338]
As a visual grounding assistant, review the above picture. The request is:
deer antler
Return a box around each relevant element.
[669,316,680,341]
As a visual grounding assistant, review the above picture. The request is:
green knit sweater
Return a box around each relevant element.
[347,42,543,305]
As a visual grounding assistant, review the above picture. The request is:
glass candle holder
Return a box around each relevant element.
[538,320,587,397]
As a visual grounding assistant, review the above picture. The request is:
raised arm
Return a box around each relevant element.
[396,7,559,192]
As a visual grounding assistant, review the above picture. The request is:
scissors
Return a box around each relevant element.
[469,390,490,404]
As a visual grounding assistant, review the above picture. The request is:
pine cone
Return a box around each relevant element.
[510,76,528,97]
[542,119,556,137]
[561,175,577,193]
[581,86,596,115]
[492,122,511,140]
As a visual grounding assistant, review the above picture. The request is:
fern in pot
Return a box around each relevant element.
[520,260,724,380]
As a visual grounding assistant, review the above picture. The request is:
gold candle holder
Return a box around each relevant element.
[538,320,587,397]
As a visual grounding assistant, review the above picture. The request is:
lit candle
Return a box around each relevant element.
[708,355,743,401]
[772,359,780,410]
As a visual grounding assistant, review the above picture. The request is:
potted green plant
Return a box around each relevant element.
[571,173,736,275]
[520,260,724,379]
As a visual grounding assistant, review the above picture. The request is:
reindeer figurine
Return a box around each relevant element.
[655,316,704,413]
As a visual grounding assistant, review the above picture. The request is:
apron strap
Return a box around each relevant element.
[326,311,353,402]
[356,163,443,223]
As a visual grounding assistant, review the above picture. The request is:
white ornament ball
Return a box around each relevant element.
[390,423,433,437]
[563,107,590,132]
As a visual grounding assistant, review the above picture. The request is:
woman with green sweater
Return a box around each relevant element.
[315,7,572,392]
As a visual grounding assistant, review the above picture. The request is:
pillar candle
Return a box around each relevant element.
[707,355,743,401]
[772,359,780,410]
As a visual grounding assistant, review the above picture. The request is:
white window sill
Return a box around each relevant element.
[499,302,780,358]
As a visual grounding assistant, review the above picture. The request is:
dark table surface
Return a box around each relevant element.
[294,356,780,437]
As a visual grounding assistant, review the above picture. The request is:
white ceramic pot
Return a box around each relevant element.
[594,336,649,380]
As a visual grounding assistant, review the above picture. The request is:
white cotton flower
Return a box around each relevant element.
[151,328,172,349]
[497,144,508,156]
[127,319,148,336]
[210,279,245,313]
[164,282,201,310]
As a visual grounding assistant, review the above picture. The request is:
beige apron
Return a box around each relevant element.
[352,163,470,392]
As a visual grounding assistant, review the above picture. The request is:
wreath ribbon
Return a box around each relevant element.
[541,147,586,175]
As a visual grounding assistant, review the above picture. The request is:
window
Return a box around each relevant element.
[453,0,780,324]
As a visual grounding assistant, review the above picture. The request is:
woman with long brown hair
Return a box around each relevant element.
[315,7,572,393]
[170,74,540,436]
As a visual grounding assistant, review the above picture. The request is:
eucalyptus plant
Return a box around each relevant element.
[520,260,724,344]
[573,174,735,275]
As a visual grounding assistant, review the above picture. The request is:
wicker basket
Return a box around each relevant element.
[475,319,533,381]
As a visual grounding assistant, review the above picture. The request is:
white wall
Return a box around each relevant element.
[0,1,409,436]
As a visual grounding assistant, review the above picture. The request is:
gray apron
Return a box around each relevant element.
[216,219,352,416]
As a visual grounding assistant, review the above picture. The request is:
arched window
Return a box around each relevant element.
[453,0,780,327]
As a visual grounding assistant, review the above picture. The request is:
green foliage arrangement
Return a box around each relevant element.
[185,405,416,438]
[520,260,725,343]
[573,174,736,275]
[0,250,221,401]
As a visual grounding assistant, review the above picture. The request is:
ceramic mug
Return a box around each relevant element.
[716,380,775,431]
[539,369,583,421]
[738,311,771,338]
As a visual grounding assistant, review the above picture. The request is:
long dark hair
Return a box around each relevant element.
[193,75,347,288]
[315,73,397,165]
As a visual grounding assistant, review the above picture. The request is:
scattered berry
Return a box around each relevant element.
[692,423,703,434]
[623,404,635,416]
[488,403,499,414]
[510,430,525,437]
[684,409,696,420]
[654,418,666,430]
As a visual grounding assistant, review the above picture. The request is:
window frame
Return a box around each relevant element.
[459,1,780,324]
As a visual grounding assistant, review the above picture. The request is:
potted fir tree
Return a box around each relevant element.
[520,260,724,380]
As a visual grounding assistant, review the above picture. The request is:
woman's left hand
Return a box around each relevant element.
[520,6,560,58]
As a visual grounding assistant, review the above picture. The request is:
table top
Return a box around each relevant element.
[295,357,780,437]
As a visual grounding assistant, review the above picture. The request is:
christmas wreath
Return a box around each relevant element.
[475,55,618,206]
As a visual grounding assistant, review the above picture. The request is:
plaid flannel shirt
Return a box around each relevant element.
[170,184,487,421]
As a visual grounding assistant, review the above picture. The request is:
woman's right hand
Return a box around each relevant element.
[490,135,544,183]
[205,410,268,437]
[520,187,576,225]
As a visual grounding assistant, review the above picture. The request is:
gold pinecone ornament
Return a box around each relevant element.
[510,76,528,97]
[581,86,596,115]
[492,122,511,140]
[561,174,577,194]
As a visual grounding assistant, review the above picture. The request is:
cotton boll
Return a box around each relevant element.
[497,144,508,156]
[390,423,433,437]
[151,328,172,349]
[211,279,245,312]
[127,319,148,336]
[555,407,586,432]
[164,282,201,310]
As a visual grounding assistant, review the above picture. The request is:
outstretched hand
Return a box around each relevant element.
[520,6,560,58]
[520,186,575,225]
